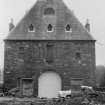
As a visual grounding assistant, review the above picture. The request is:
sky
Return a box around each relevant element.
[0,0,105,68]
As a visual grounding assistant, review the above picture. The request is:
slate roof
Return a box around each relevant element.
[5,0,95,40]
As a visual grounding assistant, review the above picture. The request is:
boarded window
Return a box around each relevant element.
[71,79,83,86]
[71,78,83,90]
[44,8,55,15]
[18,46,25,56]
[19,46,24,51]
[22,78,33,96]
[75,52,81,60]
[46,43,54,64]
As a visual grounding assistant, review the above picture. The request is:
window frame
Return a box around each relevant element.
[47,24,54,32]
[28,24,35,32]
[65,24,72,32]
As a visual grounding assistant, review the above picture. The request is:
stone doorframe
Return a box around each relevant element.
[20,78,34,97]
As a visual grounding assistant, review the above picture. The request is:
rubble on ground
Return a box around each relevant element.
[0,87,105,105]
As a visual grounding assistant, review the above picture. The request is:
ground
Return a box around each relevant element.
[0,96,104,105]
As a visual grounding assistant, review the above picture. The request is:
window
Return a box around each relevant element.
[71,78,83,90]
[65,24,72,32]
[75,52,82,64]
[21,78,33,96]
[19,46,24,51]
[71,78,83,85]
[46,43,54,64]
[75,52,81,60]
[28,24,35,32]
[47,24,53,32]
[19,46,25,55]
[44,8,55,15]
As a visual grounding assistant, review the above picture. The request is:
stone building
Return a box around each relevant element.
[4,0,96,98]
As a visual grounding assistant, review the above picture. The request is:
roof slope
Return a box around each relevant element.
[5,0,95,40]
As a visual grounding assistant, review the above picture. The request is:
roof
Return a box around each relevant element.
[5,0,95,41]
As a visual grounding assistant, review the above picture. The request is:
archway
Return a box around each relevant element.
[38,72,61,98]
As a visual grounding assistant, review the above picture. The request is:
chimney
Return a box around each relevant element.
[9,18,15,31]
[85,19,90,32]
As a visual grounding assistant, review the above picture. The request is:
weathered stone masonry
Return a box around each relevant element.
[4,40,96,96]
[4,0,96,97]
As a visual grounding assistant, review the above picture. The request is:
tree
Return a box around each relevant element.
[95,65,105,87]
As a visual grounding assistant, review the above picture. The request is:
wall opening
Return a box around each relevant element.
[47,24,54,32]
[28,24,35,32]
[44,8,55,15]
[46,43,54,64]
[38,72,61,98]
[21,78,33,97]
[71,78,83,92]
[65,24,72,32]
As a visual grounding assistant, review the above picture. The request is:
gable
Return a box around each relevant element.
[5,0,95,41]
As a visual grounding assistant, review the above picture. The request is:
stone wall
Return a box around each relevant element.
[4,40,96,96]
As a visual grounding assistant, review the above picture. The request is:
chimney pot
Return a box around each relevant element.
[85,19,90,32]
[9,18,15,31]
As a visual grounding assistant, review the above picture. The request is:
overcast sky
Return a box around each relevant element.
[0,0,105,68]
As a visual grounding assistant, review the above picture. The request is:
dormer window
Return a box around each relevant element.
[44,8,55,15]
[65,24,72,32]
[47,24,53,32]
[28,24,35,32]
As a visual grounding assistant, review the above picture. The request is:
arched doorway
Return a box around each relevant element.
[38,72,61,98]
